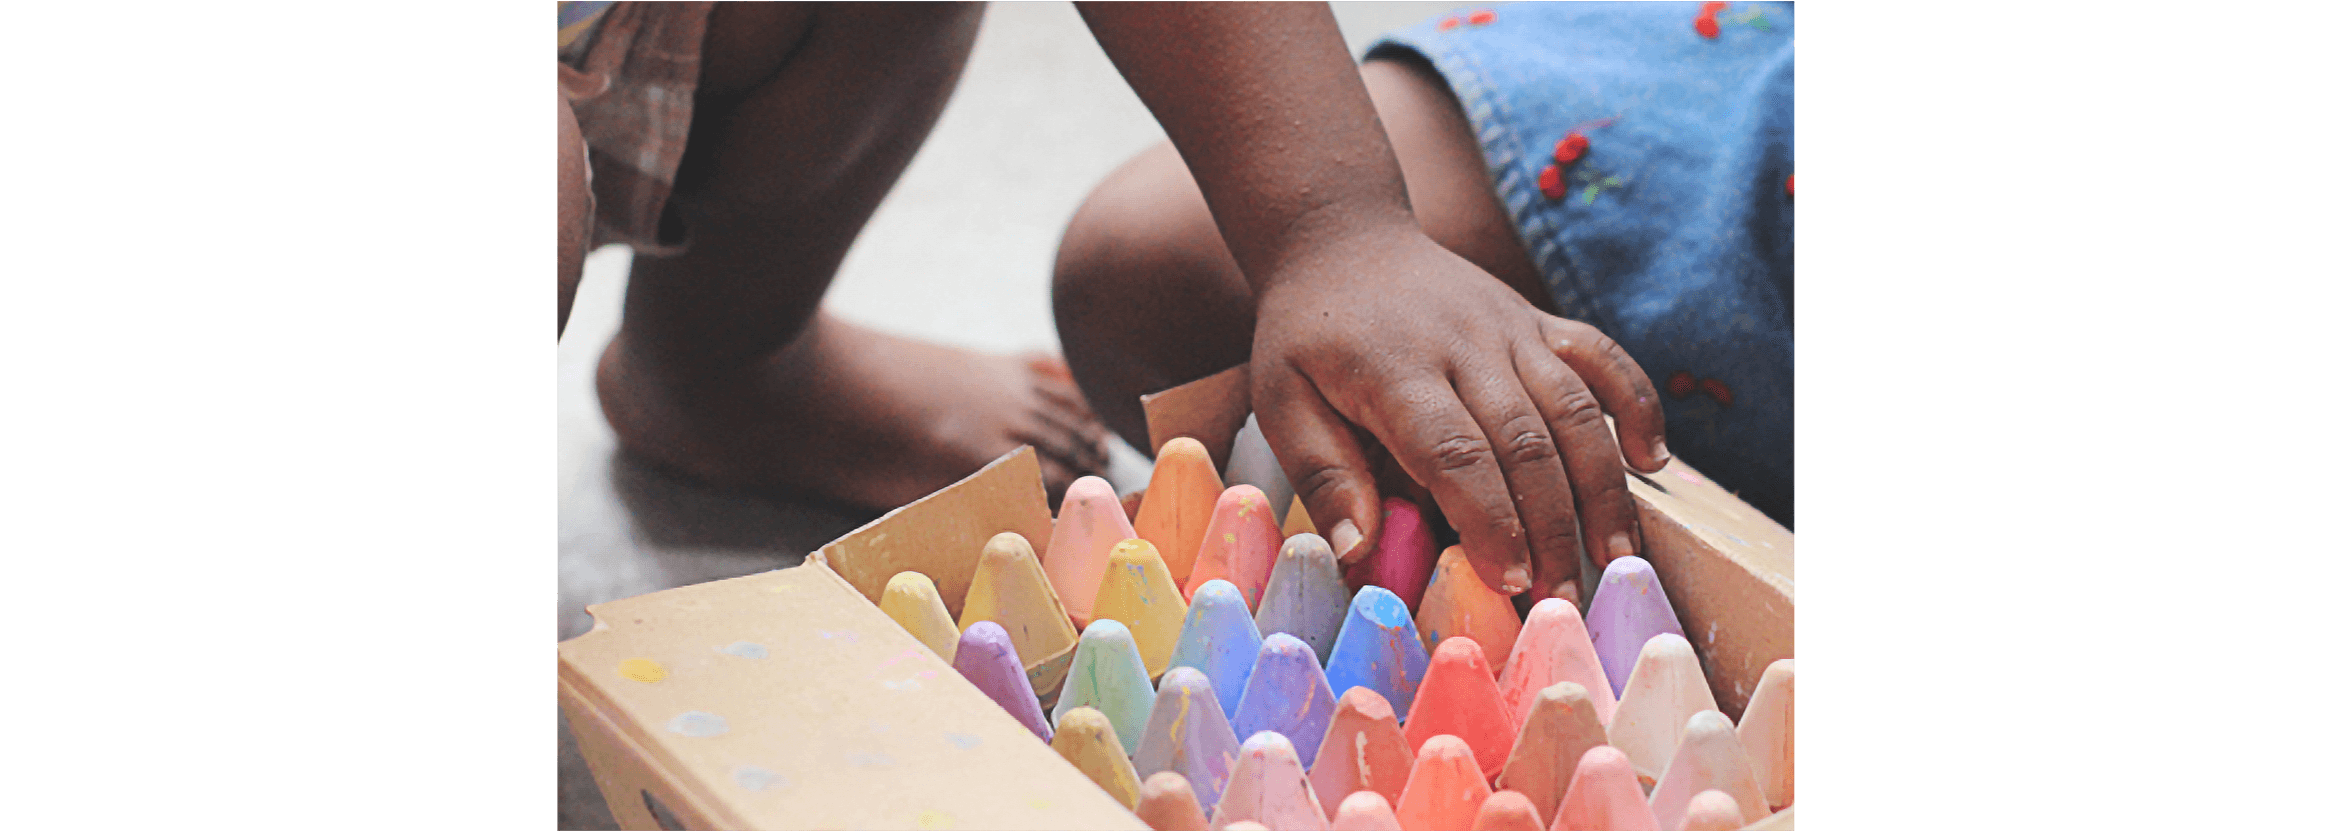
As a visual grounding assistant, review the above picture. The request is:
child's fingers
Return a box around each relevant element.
[1515,337,1642,574]
[1454,358,1586,600]
[1366,376,1535,594]
[1252,364,1384,565]
[1539,316,1670,473]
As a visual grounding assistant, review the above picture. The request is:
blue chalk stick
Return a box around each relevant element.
[1323,585,1431,719]
[1167,579,1263,718]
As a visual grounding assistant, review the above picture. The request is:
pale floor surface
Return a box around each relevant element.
[557,3,1468,827]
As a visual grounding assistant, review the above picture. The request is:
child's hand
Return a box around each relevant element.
[1250,229,1671,599]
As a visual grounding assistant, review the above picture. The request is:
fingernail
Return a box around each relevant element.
[1608,532,1635,563]
[1551,580,1581,608]
[1501,565,1531,594]
[1331,519,1365,563]
[1650,437,1671,463]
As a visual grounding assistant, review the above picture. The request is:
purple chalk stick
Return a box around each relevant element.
[1229,633,1339,769]
[1134,666,1243,812]
[1344,497,1438,612]
[1584,556,1687,697]
[952,621,1053,741]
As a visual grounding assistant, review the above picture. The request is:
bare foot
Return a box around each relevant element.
[597,311,1110,510]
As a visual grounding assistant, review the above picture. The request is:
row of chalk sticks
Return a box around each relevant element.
[873,437,1793,831]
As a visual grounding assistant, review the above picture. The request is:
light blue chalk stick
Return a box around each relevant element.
[1254,533,1351,663]
[1167,579,1263,719]
[1228,633,1339,769]
[1134,666,1242,812]
[1053,618,1157,755]
[1323,585,1430,720]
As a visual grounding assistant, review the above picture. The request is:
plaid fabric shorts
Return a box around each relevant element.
[562,2,715,255]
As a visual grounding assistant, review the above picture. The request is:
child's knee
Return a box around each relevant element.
[1053,144,1234,315]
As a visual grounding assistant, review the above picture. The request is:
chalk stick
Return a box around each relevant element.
[1224,823,1270,831]
[1283,494,1316,538]
[1168,579,1263,718]
[1605,633,1720,788]
[960,531,1079,670]
[1137,771,1212,831]
[1647,711,1768,831]
[1473,790,1546,831]
[1306,687,1414,820]
[1135,666,1242,812]
[1415,545,1523,671]
[1585,556,1686,696]
[1553,746,1658,831]
[1401,637,1516,778]
[879,571,960,664]
[1210,731,1332,831]
[1676,791,1745,831]
[1497,682,1608,825]
[1188,485,1284,609]
[1135,437,1225,585]
[1226,413,1296,523]
[951,621,1053,742]
[1737,659,1794,811]
[1323,586,1430,718]
[1331,792,1402,831]
[1095,538,1190,676]
[1498,597,1618,730]
[1393,735,1490,831]
[1230,633,1340,769]
[1256,533,1351,663]
[1343,497,1437,612]
[1045,475,1139,625]
[1052,706,1143,809]
[1054,619,1157,756]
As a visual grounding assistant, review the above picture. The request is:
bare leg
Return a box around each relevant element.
[558,82,588,336]
[1053,56,1555,452]
[595,2,1107,509]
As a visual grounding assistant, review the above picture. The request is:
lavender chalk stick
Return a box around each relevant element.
[1229,633,1339,769]
[952,621,1053,741]
[1585,556,1687,696]
[1134,666,1243,812]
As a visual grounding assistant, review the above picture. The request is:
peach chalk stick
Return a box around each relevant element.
[1737,659,1794,811]
[1135,666,1242,813]
[1394,735,1491,831]
[1306,687,1415,820]
[1498,598,1618,730]
[1402,637,1517,778]
[879,571,959,664]
[1473,790,1547,831]
[1095,538,1190,676]
[1647,711,1769,830]
[1605,633,1719,788]
[1676,790,1744,831]
[1053,706,1143,809]
[1415,545,1523,671]
[1552,746,1658,831]
[1137,771,1212,831]
[1045,475,1139,625]
[1136,437,1225,585]
[1497,682,1609,825]
[1210,731,1332,831]
[1344,497,1437,612]
[1188,485,1285,610]
[959,532,1079,671]
[1332,792,1403,831]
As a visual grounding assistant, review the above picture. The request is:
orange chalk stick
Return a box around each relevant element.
[1307,687,1415,820]
[1187,485,1285,610]
[1394,735,1491,831]
[1332,792,1402,831]
[1551,746,1657,831]
[1283,494,1317,538]
[1135,437,1225,585]
[1473,790,1546,831]
[1401,637,1517,778]
[1415,545,1523,671]
[1497,682,1609,825]
[1497,598,1617,730]
[1136,771,1211,831]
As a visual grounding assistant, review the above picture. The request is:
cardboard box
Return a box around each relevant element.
[559,367,1795,829]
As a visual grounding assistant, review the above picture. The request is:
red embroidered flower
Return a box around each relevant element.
[1785,173,1794,197]
[1699,378,1734,408]
[1468,9,1498,26]
[1554,131,1589,165]
[1667,371,1698,398]
[1700,2,1729,14]
[1538,165,1567,200]
[1437,15,1461,31]
[1694,13,1720,39]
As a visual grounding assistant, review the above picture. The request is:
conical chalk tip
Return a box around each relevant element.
[1472,790,1544,831]
[1055,705,1119,743]
[1559,745,1650,823]
[1276,532,1337,569]
[981,530,1037,561]
[1136,771,1210,831]
[1417,545,1521,661]
[1346,584,1415,628]
[1334,685,1400,723]
[880,571,958,660]
[1238,729,1304,768]
[1633,633,1708,687]
[1156,435,1212,466]
[1681,790,1745,831]
[1405,637,1514,774]
[1333,792,1401,831]
[1051,706,1141,806]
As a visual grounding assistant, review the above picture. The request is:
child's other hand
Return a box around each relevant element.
[1250,230,1670,599]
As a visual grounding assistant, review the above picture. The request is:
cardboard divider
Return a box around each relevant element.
[560,371,1795,829]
